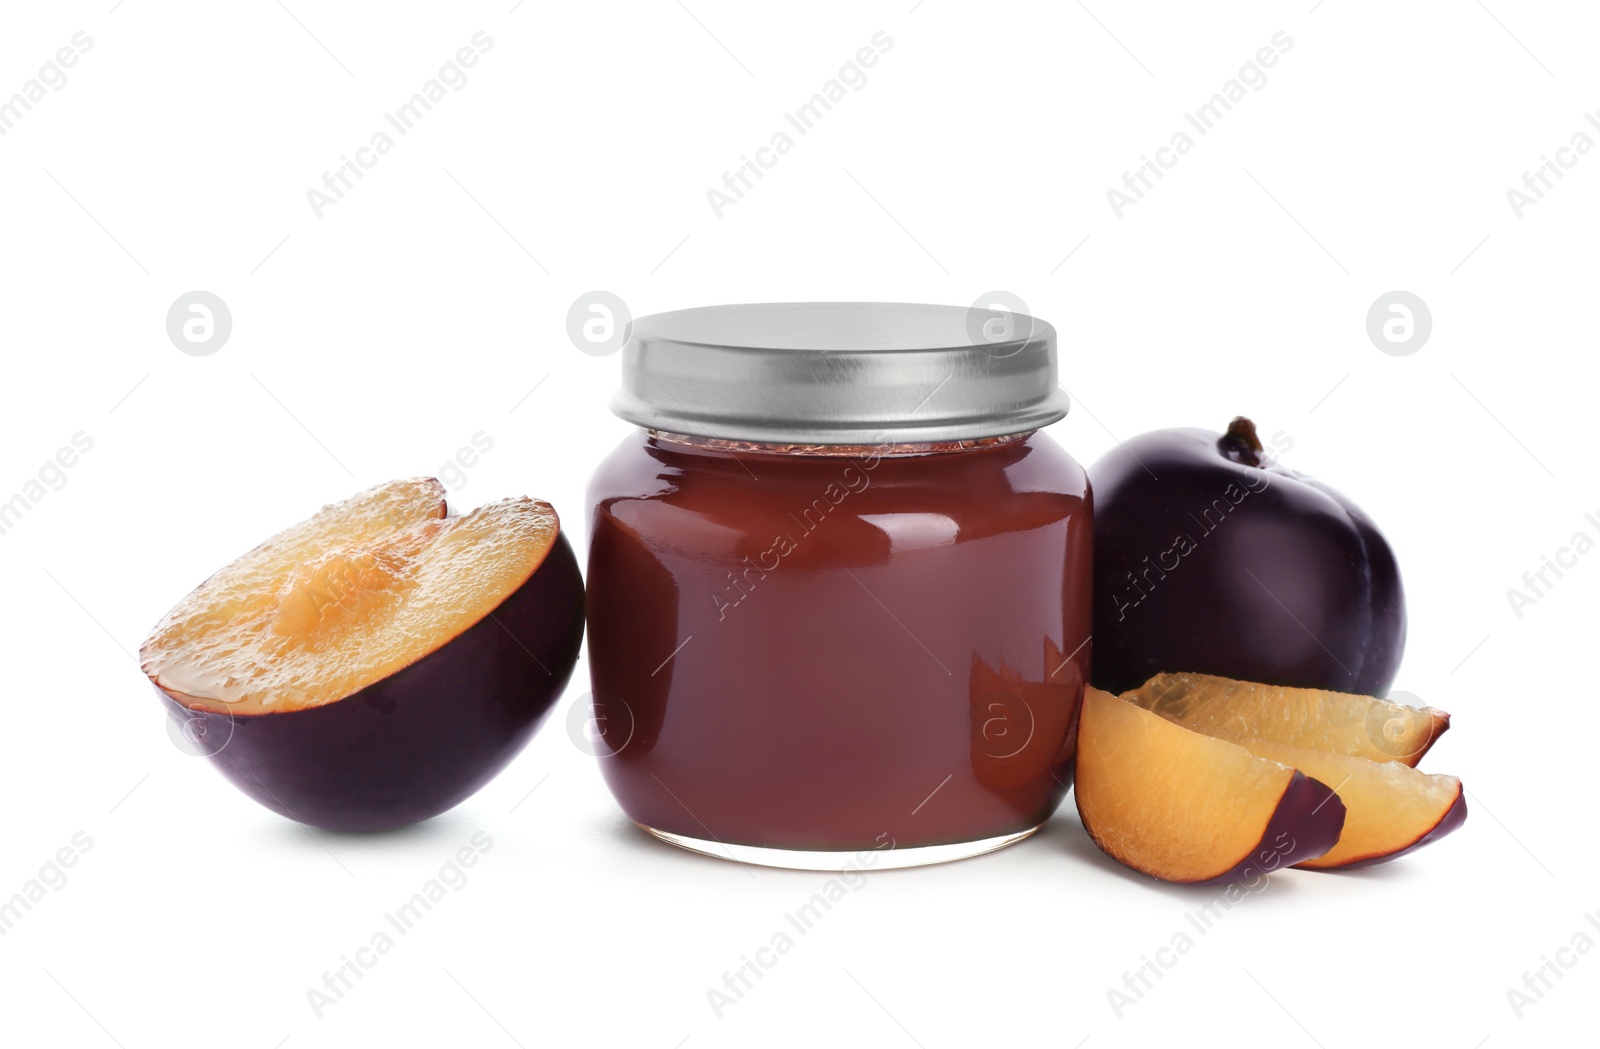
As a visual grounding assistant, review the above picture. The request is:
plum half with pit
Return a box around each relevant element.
[140,478,584,832]
[1089,417,1405,696]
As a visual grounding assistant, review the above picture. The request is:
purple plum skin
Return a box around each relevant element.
[1077,769,1346,886]
[1191,772,1346,885]
[156,533,585,832]
[1319,789,1468,870]
[1089,426,1406,697]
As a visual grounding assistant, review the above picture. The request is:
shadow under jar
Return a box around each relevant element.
[585,302,1092,870]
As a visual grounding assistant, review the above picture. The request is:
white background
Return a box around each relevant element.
[1,1,1594,1046]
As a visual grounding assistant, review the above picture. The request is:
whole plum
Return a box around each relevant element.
[1090,417,1405,696]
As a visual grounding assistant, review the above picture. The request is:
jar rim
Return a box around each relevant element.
[645,427,1034,458]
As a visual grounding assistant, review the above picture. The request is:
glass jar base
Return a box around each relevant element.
[637,823,1042,871]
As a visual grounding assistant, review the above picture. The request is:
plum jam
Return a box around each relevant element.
[585,303,1091,869]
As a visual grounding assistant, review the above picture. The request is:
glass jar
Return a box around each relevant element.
[585,303,1092,870]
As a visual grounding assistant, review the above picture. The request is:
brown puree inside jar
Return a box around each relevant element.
[585,428,1093,853]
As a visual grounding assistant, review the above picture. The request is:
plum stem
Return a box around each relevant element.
[1220,416,1264,467]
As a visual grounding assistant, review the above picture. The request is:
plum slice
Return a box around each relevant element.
[140,478,584,831]
[1192,737,1466,870]
[1074,688,1345,884]
[1123,672,1450,767]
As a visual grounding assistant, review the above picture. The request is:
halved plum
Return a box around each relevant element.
[1074,688,1346,884]
[140,478,584,831]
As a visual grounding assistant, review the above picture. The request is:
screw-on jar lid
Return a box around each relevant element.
[610,302,1069,445]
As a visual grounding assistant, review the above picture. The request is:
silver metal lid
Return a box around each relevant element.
[610,302,1069,444]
